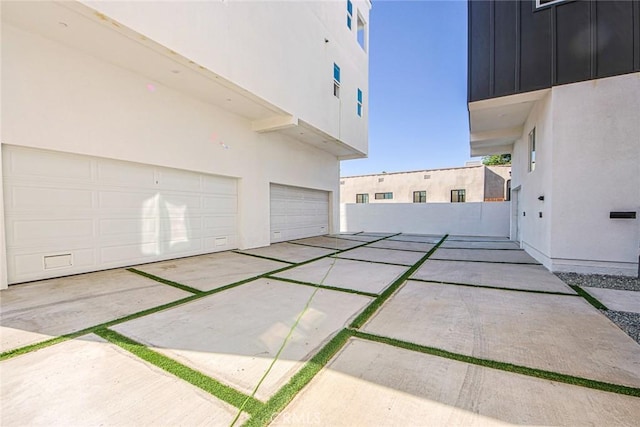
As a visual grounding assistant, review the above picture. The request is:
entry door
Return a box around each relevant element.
[270,184,329,243]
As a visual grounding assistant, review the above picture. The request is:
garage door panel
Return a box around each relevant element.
[4,148,93,181]
[2,145,239,284]
[270,184,329,243]
[10,186,94,209]
[13,249,96,277]
[10,219,94,242]
[202,175,237,195]
[97,160,155,187]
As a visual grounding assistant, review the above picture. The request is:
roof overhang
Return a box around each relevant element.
[468,89,550,157]
[1,0,364,159]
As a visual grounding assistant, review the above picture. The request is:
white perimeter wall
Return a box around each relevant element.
[340,202,510,237]
[1,25,340,256]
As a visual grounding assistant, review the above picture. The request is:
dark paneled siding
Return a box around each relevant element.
[468,0,640,102]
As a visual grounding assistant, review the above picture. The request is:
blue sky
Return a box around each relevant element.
[340,0,473,177]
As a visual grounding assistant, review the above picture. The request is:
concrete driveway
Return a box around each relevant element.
[1,233,639,426]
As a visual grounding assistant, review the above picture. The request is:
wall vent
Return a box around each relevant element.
[215,237,228,246]
[424,174,431,179]
[44,254,72,269]
[378,178,384,183]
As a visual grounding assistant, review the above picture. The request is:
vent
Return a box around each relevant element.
[44,254,72,269]
[378,177,384,183]
[424,174,431,179]
[340,180,345,185]
[215,237,228,246]
[610,211,636,219]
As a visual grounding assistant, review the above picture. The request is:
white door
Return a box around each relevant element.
[2,145,238,284]
[270,184,329,243]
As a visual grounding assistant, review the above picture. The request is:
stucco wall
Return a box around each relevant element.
[549,73,640,275]
[1,23,340,259]
[340,166,496,204]
[82,0,370,155]
[510,73,640,276]
[340,202,510,237]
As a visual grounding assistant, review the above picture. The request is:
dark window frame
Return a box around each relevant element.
[374,192,393,200]
[451,189,466,203]
[413,191,427,203]
[356,193,369,204]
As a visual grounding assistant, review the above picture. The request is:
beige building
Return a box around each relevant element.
[340,164,511,204]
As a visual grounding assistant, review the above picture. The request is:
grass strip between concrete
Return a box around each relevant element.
[94,328,263,416]
[408,277,580,297]
[569,285,609,310]
[0,235,397,362]
[350,330,640,398]
[331,256,414,268]
[264,276,379,298]
[349,234,448,329]
[242,329,352,427]
[127,268,204,295]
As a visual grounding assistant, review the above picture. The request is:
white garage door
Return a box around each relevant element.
[270,184,329,243]
[2,145,237,284]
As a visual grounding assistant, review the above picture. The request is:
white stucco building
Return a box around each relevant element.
[340,165,511,204]
[468,0,639,277]
[0,0,371,287]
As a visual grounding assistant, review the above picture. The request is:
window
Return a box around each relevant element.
[375,192,393,200]
[357,88,363,117]
[528,128,536,172]
[356,193,368,203]
[347,0,353,29]
[536,0,567,9]
[451,189,466,203]
[333,63,340,98]
[413,191,426,203]
[357,12,367,51]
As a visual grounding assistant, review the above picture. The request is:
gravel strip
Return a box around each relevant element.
[555,272,639,291]
[555,273,640,345]
[602,310,640,345]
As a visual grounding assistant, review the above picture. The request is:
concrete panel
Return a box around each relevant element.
[363,281,640,388]
[336,247,424,266]
[0,334,247,426]
[367,239,435,253]
[0,270,189,353]
[237,243,336,263]
[583,287,640,314]
[440,240,521,250]
[430,248,539,264]
[135,252,288,291]
[411,260,575,293]
[112,279,371,401]
[274,338,640,426]
[388,234,443,243]
[446,235,511,242]
[289,236,363,250]
[272,258,408,294]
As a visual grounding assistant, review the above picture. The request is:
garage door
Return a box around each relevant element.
[270,184,329,243]
[2,145,237,284]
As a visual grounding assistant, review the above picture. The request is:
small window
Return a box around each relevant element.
[357,88,363,117]
[528,128,536,172]
[451,189,466,203]
[347,0,353,29]
[333,63,341,98]
[536,0,566,9]
[413,191,426,203]
[357,12,367,51]
[375,192,393,200]
[356,193,368,203]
